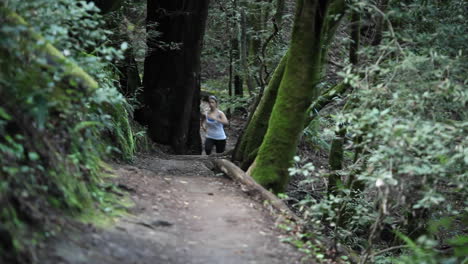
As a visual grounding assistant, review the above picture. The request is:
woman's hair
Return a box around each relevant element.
[208,95,218,103]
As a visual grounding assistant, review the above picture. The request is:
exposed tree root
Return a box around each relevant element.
[212,159,300,223]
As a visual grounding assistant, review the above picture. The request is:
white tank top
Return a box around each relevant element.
[205,110,226,140]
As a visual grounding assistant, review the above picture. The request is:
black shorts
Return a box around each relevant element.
[204,138,226,155]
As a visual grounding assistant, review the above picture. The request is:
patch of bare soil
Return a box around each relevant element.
[35,153,305,264]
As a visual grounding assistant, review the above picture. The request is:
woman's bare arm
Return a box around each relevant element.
[216,111,229,125]
[201,113,207,131]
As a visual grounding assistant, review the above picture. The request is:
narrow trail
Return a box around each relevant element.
[36,154,305,264]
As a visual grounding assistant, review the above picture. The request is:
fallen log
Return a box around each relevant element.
[212,159,301,223]
[213,158,360,263]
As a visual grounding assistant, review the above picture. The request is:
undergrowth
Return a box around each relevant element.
[0,1,149,263]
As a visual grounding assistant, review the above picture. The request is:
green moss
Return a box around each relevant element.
[234,52,288,166]
[78,191,134,228]
[329,138,344,170]
[5,10,99,93]
[251,0,341,193]
[0,8,138,263]
[305,81,347,125]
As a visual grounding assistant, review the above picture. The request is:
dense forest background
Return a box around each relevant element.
[1,0,466,263]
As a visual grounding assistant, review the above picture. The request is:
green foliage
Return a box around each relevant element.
[291,0,467,262]
[303,117,333,151]
[392,0,467,57]
[392,223,468,264]
[203,0,291,96]
[219,94,252,114]
[0,0,139,261]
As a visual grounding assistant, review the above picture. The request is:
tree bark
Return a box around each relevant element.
[250,0,345,193]
[117,49,142,98]
[247,0,263,92]
[136,0,210,154]
[371,0,388,46]
[232,51,288,168]
[327,9,360,195]
[304,81,346,126]
[232,0,243,97]
[239,7,253,96]
[234,0,346,172]
[213,159,300,222]
[275,0,285,26]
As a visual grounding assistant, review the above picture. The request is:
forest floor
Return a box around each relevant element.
[34,116,308,264]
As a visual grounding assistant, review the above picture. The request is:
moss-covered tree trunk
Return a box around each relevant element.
[136,0,209,154]
[250,0,344,193]
[232,51,288,169]
[234,0,345,172]
[327,126,345,195]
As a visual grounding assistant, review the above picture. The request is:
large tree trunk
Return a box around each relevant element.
[249,0,345,193]
[136,0,209,154]
[235,0,346,169]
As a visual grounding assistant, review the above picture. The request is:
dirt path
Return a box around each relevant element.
[36,154,305,264]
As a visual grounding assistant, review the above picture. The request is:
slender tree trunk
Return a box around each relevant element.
[371,0,388,46]
[327,10,360,194]
[136,0,209,154]
[247,0,268,93]
[250,0,343,193]
[120,55,142,98]
[275,0,285,26]
[334,9,364,229]
[116,24,142,98]
[349,10,360,65]
[230,0,243,98]
[228,45,233,97]
[304,81,345,126]
[327,126,345,195]
[239,7,254,96]
[233,25,243,96]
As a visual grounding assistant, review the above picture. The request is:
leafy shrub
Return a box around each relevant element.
[292,0,467,262]
[0,0,138,261]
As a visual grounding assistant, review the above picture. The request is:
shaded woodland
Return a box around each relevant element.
[0,0,467,263]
